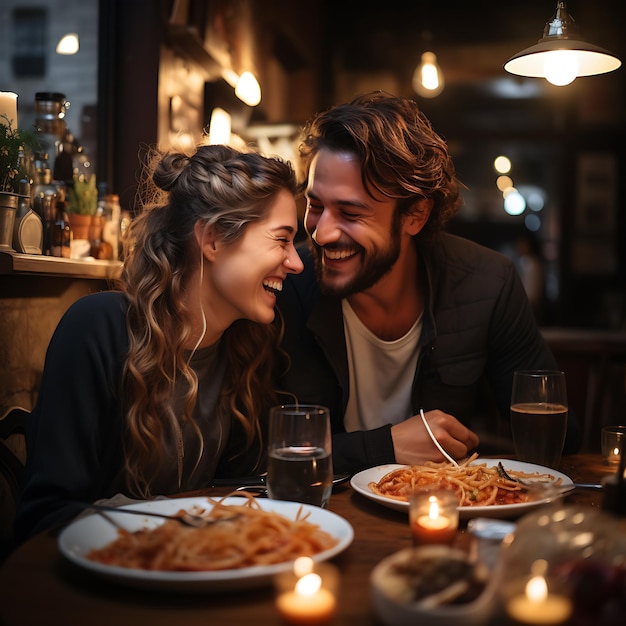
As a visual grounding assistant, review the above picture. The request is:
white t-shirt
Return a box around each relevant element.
[342,300,422,432]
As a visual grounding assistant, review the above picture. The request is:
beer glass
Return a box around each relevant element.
[510,370,568,468]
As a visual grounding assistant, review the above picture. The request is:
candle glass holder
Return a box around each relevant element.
[501,561,573,626]
[274,557,339,625]
[600,425,626,465]
[409,488,459,546]
[498,503,626,624]
[467,517,516,572]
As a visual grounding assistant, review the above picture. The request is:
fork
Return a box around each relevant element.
[496,462,531,485]
[79,502,240,528]
[496,462,601,491]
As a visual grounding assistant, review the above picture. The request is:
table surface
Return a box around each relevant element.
[0,454,619,626]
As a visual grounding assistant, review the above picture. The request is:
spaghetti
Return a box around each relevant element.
[86,493,338,571]
[369,454,562,506]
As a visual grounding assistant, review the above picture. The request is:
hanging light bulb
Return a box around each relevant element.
[412,51,445,98]
[543,49,578,86]
[504,1,621,86]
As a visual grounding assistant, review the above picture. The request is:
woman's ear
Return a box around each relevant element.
[403,198,433,236]
[194,221,219,261]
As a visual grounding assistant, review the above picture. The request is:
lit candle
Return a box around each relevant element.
[601,426,625,465]
[608,445,621,464]
[410,490,458,545]
[276,572,336,625]
[0,92,18,129]
[506,574,572,625]
[275,558,338,626]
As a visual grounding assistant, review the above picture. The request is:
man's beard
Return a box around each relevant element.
[311,215,403,298]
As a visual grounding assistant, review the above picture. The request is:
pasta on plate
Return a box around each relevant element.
[86,492,338,571]
[368,454,562,507]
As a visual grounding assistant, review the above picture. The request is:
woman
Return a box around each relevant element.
[15,143,303,543]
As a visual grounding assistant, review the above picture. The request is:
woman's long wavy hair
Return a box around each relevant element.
[117,143,298,497]
[298,91,463,244]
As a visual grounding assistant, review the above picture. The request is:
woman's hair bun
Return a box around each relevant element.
[152,153,190,192]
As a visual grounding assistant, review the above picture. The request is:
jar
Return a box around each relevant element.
[34,92,68,174]
[498,504,626,626]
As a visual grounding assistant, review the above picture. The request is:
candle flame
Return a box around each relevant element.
[526,575,548,603]
[293,556,314,578]
[612,446,620,456]
[295,573,322,596]
[428,496,440,520]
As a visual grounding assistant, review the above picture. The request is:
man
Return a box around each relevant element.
[277,92,580,474]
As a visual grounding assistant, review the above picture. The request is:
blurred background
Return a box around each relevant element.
[1,0,625,443]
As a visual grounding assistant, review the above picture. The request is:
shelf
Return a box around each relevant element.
[0,249,122,280]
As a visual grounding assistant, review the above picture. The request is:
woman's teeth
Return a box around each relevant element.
[263,279,283,294]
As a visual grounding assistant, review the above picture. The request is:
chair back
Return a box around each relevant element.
[0,406,28,561]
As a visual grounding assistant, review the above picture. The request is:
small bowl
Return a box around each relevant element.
[370,546,497,626]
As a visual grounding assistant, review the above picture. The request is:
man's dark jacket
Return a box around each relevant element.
[277,233,581,474]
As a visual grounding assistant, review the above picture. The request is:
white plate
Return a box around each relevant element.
[58,496,354,591]
[350,459,574,519]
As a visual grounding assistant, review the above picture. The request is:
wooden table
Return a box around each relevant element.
[0,455,618,626]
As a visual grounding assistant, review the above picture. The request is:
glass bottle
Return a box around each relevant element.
[50,184,72,258]
[31,152,58,255]
[33,92,68,176]
[101,194,121,261]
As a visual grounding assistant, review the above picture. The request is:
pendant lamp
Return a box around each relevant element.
[504,1,621,86]
[412,51,445,98]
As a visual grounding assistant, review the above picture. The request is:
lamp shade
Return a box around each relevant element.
[504,39,621,78]
[504,1,621,85]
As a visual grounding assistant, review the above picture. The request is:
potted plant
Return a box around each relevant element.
[67,172,98,241]
[0,115,36,250]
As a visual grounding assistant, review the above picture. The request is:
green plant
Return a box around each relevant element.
[68,173,98,215]
[0,115,36,194]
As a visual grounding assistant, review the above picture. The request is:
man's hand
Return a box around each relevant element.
[390,409,480,465]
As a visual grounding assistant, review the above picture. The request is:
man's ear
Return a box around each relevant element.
[403,198,433,236]
[194,221,219,261]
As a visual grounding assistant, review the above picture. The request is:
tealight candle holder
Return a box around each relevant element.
[409,488,459,546]
[502,560,572,626]
[274,556,339,625]
[601,425,626,465]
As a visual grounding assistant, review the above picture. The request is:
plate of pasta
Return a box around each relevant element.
[58,494,354,591]
[350,457,574,519]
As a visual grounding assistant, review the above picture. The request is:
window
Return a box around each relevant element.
[12,8,47,77]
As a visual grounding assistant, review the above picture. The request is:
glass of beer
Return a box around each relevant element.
[510,370,568,468]
[267,404,333,508]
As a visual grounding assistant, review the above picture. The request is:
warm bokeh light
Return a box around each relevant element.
[412,52,445,98]
[208,107,231,145]
[496,175,513,192]
[56,33,80,55]
[295,573,322,596]
[235,72,261,106]
[494,155,512,174]
[293,556,314,578]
